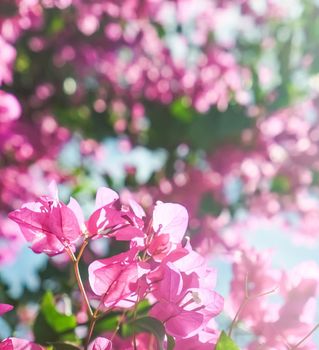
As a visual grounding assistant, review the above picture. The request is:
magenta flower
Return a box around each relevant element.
[150,263,223,339]
[0,303,13,316]
[152,201,189,245]
[89,337,112,350]
[88,249,139,309]
[86,187,127,237]
[8,183,82,256]
[0,338,43,350]
[150,264,204,338]
[126,200,189,258]
[72,187,144,241]
[0,91,21,123]
[0,38,16,85]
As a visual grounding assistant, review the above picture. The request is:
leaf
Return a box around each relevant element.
[33,291,77,343]
[33,313,57,343]
[94,313,119,335]
[170,98,193,123]
[49,342,81,350]
[271,175,291,194]
[167,335,175,350]
[129,316,166,350]
[216,332,240,350]
[41,292,76,332]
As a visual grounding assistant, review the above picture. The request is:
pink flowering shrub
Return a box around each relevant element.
[1,0,319,349]
[7,186,223,349]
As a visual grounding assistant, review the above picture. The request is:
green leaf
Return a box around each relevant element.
[167,335,175,350]
[126,300,151,319]
[271,175,291,194]
[170,97,193,123]
[94,313,119,335]
[41,292,76,332]
[129,316,166,350]
[216,332,240,350]
[49,342,81,350]
[33,291,77,343]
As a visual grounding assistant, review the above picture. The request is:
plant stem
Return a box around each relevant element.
[86,313,98,347]
[228,278,277,338]
[66,239,93,318]
[290,323,319,349]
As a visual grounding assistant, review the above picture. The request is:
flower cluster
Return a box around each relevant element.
[8,185,223,349]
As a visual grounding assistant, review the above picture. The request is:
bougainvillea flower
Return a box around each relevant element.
[0,91,21,123]
[174,319,220,350]
[88,249,139,308]
[89,337,112,350]
[8,184,82,256]
[152,201,188,244]
[85,188,144,241]
[151,264,204,338]
[151,300,204,338]
[150,263,223,338]
[0,338,43,350]
[0,303,13,316]
[127,201,189,257]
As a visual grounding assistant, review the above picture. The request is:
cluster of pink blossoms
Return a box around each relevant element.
[7,184,223,349]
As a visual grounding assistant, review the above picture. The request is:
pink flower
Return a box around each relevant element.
[152,201,188,245]
[150,263,223,339]
[0,217,24,265]
[174,319,220,349]
[88,249,139,309]
[86,187,127,238]
[0,38,16,85]
[89,337,112,350]
[0,91,21,123]
[69,187,144,242]
[127,200,189,258]
[0,338,43,350]
[0,303,13,316]
[8,183,82,256]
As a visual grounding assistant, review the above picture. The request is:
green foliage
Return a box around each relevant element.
[199,193,223,217]
[167,335,175,350]
[216,332,240,350]
[93,312,120,336]
[33,291,77,344]
[128,316,166,350]
[170,97,193,123]
[48,342,81,350]
[271,174,291,194]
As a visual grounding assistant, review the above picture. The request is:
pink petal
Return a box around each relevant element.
[166,309,204,338]
[86,206,126,236]
[68,197,85,229]
[95,188,119,209]
[129,199,146,219]
[9,197,82,256]
[151,302,203,338]
[0,338,44,350]
[48,181,59,201]
[153,202,188,244]
[89,337,112,350]
[152,263,184,303]
[88,250,138,308]
[0,304,13,316]
[0,91,21,123]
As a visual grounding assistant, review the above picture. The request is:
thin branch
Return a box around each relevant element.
[228,273,277,338]
[290,323,319,350]
[65,240,93,318]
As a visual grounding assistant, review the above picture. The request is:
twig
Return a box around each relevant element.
[65,239,93,318]
[228,273,277,338]
[290,323,319,349]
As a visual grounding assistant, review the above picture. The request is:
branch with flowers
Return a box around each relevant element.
[2,183,225,349]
